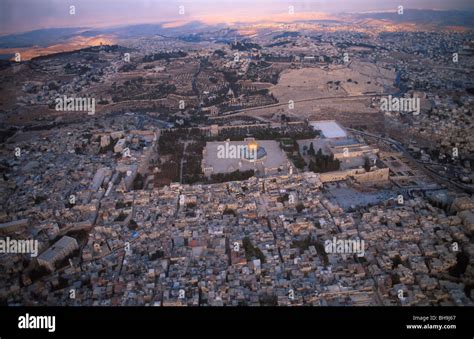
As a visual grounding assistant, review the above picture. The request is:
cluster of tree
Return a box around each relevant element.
[246,62,280,84]
[255,60,272,68]
[48,81,60,91]
[308,146,340,173]
[135,84,176,100]
[0,59,14,71]
[230,41,261,51]
[363,156,372,172]
[132,173,145,190]
[223,207,236,216]
[242,237,266,263]
[262,55,294,63]
[115,200,132,209]
[155,130,187,185]
[154,161,180,185]
[142,51,187,62]
[279,138,295,151]
[149,250,164,260]
[213,49,226,57]
[449,252,469,278]
[327,80,341,86]
[155,129,210,186]
[266,40,292,48]
[110,77,143,101]
[291,236,328,266]
[178,35,205,43]
[281,138,306,170]
[182,140,206,184]
[391,273,401,285]
[220,92,278,113]
[64,62,90,75]
[98,139,115,154]
[34,195,48,205]
[273,31,300,39]
[202,87,228,107]
[128,219,138,230]
[289,153,305,170]
[223,70,239,85]
[258,294,278,306]
[74,142,87,155]
[391,255,403,269]
[208,76,219,84]
[158,130,185,156]
[82,44,127,53]
[291,236,315,251]
[118,63,137,72]
[114,212,128,222]
[277,193,289,203]
[210,124,317,142]
[209,170,254,183]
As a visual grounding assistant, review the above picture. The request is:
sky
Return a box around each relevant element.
[1,0,473,35]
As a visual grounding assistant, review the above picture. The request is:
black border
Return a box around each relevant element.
[0,306,472,338]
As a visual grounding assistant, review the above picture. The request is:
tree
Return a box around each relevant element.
[242,237,266,263]
[364,157,372,172]
[309,142,315,156]
[392,255,402,269]
[308,149,340,173]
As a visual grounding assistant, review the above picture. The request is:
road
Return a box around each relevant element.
[211,93,387,120]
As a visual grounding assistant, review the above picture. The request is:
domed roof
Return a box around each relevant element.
[247,139,258,151]
[241,144,267,161]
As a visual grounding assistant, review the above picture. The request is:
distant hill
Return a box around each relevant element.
[0,27,85,48]
[355,9,474,29]
[0,21,220,49]
[0,9,472,50]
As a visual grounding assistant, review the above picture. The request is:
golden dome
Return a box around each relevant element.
[247,140,258,151]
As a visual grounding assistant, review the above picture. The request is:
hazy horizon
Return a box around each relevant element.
[1,0,474,35]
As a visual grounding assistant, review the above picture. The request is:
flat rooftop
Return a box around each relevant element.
[310,120,347,139]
